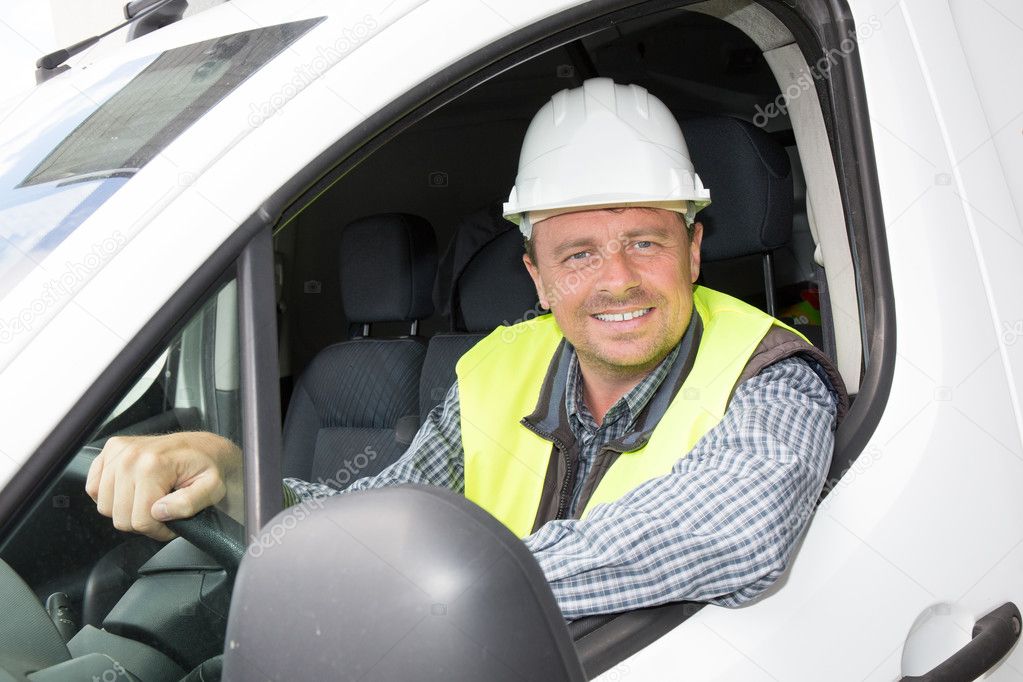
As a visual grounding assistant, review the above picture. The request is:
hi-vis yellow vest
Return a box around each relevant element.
[456,286,807,538]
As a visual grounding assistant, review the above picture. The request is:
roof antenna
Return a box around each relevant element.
[35,0,187,84]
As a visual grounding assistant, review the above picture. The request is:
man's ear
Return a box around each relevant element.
[689,221,704,284]
[522,252,551,309]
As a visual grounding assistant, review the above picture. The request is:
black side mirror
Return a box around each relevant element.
[223,485,586,681]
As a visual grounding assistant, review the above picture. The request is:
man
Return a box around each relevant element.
[87,78,847,620]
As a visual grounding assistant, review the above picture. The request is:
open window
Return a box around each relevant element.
[0,276,241,678]
[274,0,888,452]
[266,0,891,675]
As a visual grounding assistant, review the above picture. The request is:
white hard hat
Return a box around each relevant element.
[504,78,711,239]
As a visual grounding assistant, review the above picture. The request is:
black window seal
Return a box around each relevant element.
[4,0,894,676]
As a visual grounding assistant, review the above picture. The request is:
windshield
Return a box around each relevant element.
[0,18,321,299]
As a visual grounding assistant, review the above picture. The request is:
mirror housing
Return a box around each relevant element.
[223,485,586,681]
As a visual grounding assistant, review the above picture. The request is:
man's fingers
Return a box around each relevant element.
[85,451,104,501]
[87,432,237,536]
[152,472,226,522]
[132,480,176,541]
[96,457,118,518]
[110,474,136,532]
[91,436,134,511]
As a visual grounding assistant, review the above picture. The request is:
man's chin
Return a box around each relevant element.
[582,342,670,375]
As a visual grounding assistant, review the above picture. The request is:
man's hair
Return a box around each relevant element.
[522,208,694,262]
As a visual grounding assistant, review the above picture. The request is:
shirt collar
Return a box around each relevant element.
[564,338,682,433]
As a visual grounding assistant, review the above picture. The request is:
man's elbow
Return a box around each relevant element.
[706,538,794,608]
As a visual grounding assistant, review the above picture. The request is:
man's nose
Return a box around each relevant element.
[595,249,641,298]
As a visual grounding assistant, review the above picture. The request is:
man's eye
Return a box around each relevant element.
[567,251,591,261]
[634,241,654,249]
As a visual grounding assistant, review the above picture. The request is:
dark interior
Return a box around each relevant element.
[273,6,834,496]
[275,8,820,381]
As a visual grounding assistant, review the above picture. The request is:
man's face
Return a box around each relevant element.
[523,207,703,376]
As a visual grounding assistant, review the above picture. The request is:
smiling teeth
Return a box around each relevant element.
[594,308,652,322]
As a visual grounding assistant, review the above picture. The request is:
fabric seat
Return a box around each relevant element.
[679,116,793,266]
[420,211,539,420]
[283,213,437,485]
[679,116,830,354]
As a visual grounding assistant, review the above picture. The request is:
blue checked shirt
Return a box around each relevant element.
[284,347,839,620]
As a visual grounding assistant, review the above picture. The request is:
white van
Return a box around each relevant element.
[0,0,1021,679]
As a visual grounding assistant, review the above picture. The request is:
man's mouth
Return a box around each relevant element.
[592,307,653,322]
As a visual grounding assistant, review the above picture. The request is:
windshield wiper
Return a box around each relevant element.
[36,0,187,80]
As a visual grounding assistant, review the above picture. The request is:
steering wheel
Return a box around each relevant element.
[165,506,246,574]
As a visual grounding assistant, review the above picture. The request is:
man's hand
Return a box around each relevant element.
[85,431,243,541]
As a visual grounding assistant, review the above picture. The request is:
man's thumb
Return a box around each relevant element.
[152,474,224,521]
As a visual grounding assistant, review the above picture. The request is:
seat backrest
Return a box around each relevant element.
[283,213,437,485]
[680,116,828,352]
[678,116,793,263]
[420,214,538,421]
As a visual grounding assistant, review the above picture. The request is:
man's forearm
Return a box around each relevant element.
[283,382,466,506]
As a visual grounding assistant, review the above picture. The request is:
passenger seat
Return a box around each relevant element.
[680,116,830,353]
[282,213,437,485]
[420,219,538,420]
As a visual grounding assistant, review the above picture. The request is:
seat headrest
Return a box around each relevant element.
[457,228,540,332]
[435,204,540,333]
[679,117,793,262]
[340,213,437,323]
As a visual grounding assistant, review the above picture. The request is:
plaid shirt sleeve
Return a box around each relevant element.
[522,356,839,620]
[281,382,465,507]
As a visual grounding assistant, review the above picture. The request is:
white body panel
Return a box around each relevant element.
[2,0,1022,678]
[598,0,1023,679]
